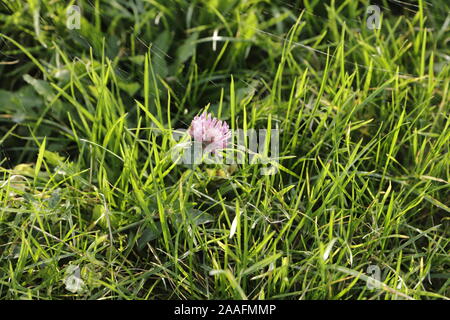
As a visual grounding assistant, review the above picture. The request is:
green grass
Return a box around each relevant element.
[0,0,449,300]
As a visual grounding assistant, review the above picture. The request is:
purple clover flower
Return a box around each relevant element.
[188,112,231,154]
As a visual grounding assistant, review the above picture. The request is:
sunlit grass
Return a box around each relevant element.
[0,0,448,299]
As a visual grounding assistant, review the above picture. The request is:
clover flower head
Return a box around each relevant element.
[188,112,231,153]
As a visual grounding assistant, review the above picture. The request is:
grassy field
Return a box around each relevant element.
[0,0,449,300]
